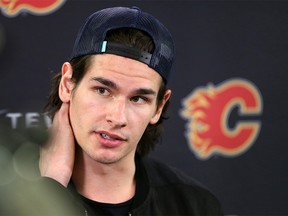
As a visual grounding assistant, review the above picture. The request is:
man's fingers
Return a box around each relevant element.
[39,102,75,186]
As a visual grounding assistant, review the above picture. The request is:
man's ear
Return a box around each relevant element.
[150,89,171,125]
[59,62,74,103]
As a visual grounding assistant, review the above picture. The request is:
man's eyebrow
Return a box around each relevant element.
[89,76,157,96]
[89,77,118,90]
[134,88,157,96]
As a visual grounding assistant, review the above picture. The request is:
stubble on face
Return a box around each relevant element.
[69,54,164,167]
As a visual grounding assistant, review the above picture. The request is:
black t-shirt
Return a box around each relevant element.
[80,194,134,216]
[75,156,148,216]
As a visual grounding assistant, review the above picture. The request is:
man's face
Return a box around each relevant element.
[66,54,169,165]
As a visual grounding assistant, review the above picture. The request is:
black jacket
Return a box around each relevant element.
[128,156,223,215]
[9,156,223,216]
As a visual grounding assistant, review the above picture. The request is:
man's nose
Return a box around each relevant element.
[106,97,128,128]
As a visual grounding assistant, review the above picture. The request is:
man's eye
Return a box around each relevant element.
[131,96,148,104]
[96,87,110,96]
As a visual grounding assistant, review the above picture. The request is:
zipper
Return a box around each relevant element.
[84,208,88,216]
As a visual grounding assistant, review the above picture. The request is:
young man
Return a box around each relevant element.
[39,6,223,216]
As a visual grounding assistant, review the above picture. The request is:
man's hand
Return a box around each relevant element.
[39,102,75,187]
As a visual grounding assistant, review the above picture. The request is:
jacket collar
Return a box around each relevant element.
[131,154,150,209]
[67,154,150,212]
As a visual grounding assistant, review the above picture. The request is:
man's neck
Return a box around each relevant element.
[72,148,136,204]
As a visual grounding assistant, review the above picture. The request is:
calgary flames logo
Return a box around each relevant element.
[0,0,66,17]
[181,78,263,159]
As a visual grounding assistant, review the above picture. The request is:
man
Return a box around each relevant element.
[39,6,223,216]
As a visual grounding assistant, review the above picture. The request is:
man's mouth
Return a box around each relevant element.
[100,133,116,141]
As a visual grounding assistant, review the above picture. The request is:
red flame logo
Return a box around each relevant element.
[0,0,66,17]
[181,78,263,159]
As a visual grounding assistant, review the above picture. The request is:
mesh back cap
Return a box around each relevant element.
[70,6,175,83]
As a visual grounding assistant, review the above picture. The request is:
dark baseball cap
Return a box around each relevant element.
[70,6,175,83]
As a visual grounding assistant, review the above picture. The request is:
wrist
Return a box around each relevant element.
[41,166,72,187]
